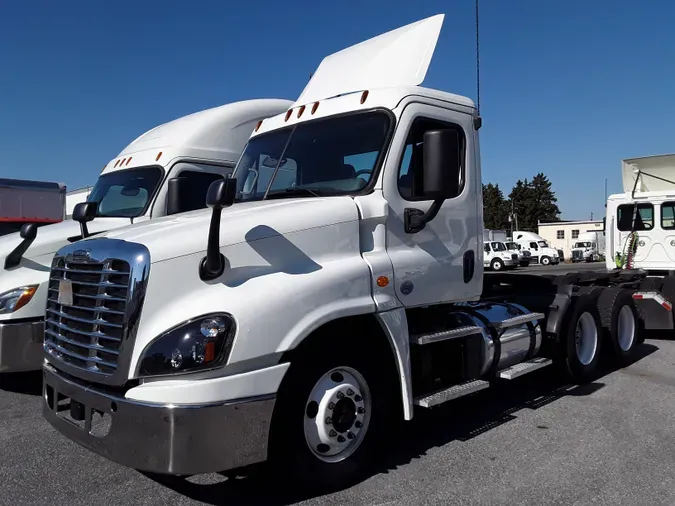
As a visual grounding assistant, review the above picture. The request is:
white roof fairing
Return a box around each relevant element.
[621,153,675,193]
[295,14,445,106]
[104,98,293,174]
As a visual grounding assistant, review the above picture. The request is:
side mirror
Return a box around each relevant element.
[404,129,463,234]
[73,201,98,239]
[200,178,237,281]
[4,223,39,270]
[206,178,236,209]
[602,217,606,234]
[166,177,187,216]
[422,129,462,199]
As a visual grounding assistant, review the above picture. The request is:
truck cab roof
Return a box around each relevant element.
[102,98,293,176]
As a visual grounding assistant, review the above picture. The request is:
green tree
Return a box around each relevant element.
[508,174,560,232]
[482,183,509,230]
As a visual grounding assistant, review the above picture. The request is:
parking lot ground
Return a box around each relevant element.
[2,337,675,506]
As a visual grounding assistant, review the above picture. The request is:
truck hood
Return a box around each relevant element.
[0,217,134,270]
[93,197,361,263]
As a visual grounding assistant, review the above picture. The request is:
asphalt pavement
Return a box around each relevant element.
[2,333,675,505]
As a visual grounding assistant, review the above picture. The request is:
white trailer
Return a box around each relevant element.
[41,16,671,491]
[0,179,66,236]
[65,187,92,219]
[0,98,291,372]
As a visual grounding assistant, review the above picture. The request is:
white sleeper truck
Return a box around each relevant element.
[512,231,560,266]
[571,231,604,263]
[0,99,291,372]
[41,16,673,489]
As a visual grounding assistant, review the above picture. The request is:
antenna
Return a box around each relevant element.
[475,0,480,114]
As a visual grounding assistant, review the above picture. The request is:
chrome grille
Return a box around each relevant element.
[45,258,130,375]
[511,254,518,261]
[572,250,583,259]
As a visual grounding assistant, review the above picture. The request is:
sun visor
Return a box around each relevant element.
[295,14,445,106]
[622,154,675,192]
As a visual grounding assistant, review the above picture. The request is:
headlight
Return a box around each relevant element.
[0,285,38,314]
[138,313,235,377]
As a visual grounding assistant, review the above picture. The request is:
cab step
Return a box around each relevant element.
[414,379,490,408]
[497,357,552,380]
[409,325,483,345]
[488,312,545,330]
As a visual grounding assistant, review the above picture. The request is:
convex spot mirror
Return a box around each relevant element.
[422,128,462,200]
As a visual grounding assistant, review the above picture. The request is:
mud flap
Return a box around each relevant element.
[632,291,674,330]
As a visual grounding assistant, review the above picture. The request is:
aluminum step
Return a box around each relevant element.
[489,312,545,330]
[410,325,483,345]
[414,379,490,408]
[498,357,552,380]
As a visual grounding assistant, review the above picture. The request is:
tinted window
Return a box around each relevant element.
[234,111,391,201]
[170,170,226,214]
[397,118,465,201]
[617,203,654,231]
[88,166,163,218]
[662,202,675,230]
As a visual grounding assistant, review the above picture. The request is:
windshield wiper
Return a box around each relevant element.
[265,187,327,199]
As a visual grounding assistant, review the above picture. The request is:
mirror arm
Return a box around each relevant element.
[404,198,444,234]
[4,235,36,270]
[79,222,90,239]
[199,207,225,281]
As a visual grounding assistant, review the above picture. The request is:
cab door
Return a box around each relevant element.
[383,102,481,307]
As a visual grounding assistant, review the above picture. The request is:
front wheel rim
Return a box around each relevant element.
[575,312,598,366]
[303,366,371,463]
[617,304,636,352]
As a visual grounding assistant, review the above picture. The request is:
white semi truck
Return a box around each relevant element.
[571,231,605,263]
[512,231,561,266]
[0,99,291,372]
[41,16,672,489]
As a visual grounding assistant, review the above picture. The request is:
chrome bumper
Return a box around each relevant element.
[42,364,276,475]
[0,319,44,372]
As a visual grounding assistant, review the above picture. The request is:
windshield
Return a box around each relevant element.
[233,111,391,201]
[491,242,506,251]
[87,166,163,218]
[537,240,548,248]
[505,242,519,250]
[575,242,592,248]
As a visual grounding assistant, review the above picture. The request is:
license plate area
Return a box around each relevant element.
[44,383,112,438]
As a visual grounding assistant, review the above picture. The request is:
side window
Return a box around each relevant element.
[530,242,538,249]
[397,117,465,200]
[174,170,226,214]
[617,203,654,231]
[484,243,491,253]
[662,202,675,229]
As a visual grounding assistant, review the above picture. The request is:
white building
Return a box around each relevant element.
[538,219,604,259]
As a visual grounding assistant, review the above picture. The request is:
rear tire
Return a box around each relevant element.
[491,258,504,271]
[268,336,398,492]
[598,287,640,365]
[561,293,602,382]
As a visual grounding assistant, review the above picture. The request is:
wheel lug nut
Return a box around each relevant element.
[328,402,335,410]
[337,391,344,399]
[354,395,362,402]
[355,421,363,428]
[347,431,355,440]
[347,389,354,396]
[325,417,332,424]
[337,435,346,443]
[357,407,365,414]
[329,429,337,437]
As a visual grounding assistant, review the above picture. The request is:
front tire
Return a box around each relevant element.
[491,258,505,271]
[541,256,551,266]
[268,339,397,491]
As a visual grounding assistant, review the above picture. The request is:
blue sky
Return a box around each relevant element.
[1,0,674,220]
